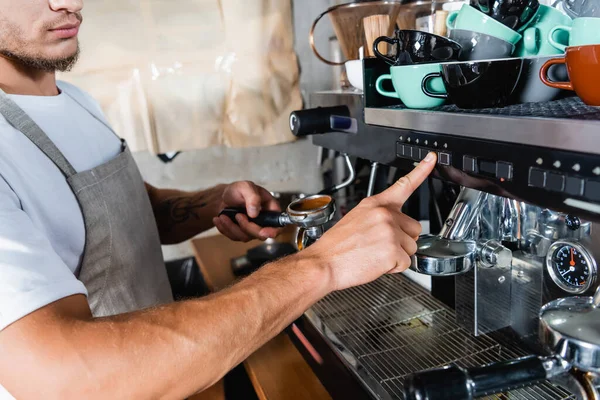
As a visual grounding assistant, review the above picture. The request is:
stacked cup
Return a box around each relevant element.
[373,30,462,109]
[373,0,540,109]
[539,0,600,106]
[373,0,600,108]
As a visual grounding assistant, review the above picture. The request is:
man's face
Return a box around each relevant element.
[0,0,84,72]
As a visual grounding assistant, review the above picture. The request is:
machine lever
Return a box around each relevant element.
[218,208,289,228]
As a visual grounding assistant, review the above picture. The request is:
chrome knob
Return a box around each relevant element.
[479,240,512,268]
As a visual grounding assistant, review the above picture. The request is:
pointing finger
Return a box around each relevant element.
[376,152,437,207]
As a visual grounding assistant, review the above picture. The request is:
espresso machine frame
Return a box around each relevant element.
[287,57,600,400]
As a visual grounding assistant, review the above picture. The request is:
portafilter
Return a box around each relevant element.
[219,194,336,250]
[404,286,600,400]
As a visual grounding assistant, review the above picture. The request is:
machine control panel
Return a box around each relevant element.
[396,142,452,165]
[391,130,600,220]
[529,167,600,199]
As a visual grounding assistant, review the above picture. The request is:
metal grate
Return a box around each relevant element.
[384,96,600,120]
[308,274,575,400]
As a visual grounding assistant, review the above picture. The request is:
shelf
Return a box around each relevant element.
[365,97,600,155]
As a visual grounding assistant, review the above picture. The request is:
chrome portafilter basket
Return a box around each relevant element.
[219,194,336,250]
[403,286,600,400]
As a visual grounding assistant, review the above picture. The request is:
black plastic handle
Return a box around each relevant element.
[404,355,548,400]
[421,72,448,100]
[289,106,350,137]
[372,36,398,66]
[218,208,286,228]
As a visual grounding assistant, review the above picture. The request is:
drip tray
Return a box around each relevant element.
[306,274,575,400]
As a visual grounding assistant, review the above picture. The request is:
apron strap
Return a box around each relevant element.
[0,89,77,178]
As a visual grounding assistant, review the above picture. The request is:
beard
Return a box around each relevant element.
[0,43,80,73]
[0,12,83,73]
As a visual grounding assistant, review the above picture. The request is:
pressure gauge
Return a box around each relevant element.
[546,241,597,294]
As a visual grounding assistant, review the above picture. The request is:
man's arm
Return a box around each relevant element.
[0,154,436,399]
[0,253,329,399]
[146,181,282,245]
[145,183,227,244]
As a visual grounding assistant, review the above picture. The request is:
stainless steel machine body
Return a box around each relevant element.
[289,58,600,399]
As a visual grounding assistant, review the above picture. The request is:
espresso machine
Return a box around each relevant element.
[285,55,600,400]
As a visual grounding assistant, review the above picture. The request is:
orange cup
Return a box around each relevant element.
[540,44,600,106]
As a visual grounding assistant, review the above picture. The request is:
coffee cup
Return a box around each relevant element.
[515,5,572,57]
[449,29,515,60]
[470,0,539,31]
[376,64,447,109]
[345,60,363,91]
[512,56,569,103]
[540,44,600,106]
[446,5,523,45]
[421,58,524,109]
[555,0,600,18]
[549,17,600,52]
[373,30,462,66]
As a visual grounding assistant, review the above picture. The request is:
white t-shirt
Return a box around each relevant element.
[0,81,123,331]
[0,81,122,398]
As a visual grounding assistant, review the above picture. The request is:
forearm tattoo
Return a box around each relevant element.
[156,193,208,232]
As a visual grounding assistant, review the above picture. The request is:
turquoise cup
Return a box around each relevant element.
[375,64,446,109]
[515,5,572,56]
[446,4,523,45]
[549,17,600,52]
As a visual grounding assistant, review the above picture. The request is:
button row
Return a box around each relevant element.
[396,143,451,166]
[462,156,513,181]
[529,167,600,200]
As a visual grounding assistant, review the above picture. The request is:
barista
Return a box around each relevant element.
[0,0,437,398]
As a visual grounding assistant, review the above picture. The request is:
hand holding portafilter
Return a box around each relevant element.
[219,195,336,250]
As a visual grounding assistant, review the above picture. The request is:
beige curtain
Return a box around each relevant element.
[59,0,301,154]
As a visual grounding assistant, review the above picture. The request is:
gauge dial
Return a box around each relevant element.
[546,242,597,294]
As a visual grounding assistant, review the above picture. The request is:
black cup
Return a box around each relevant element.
[449,29,515,61]
[421,58,524,109]
[470,0,540,31]
[373,30,462,66]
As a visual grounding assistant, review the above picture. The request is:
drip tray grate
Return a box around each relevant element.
[308,274,576,400]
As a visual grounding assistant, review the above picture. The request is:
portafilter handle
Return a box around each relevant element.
[403,355,569,400]
[218,208,290,228]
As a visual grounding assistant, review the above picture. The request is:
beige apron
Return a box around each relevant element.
[0,87,173,317]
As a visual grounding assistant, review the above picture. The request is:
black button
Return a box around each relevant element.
[480,160,496,176]
[463,156,477,173]
[565,176,584,196]
[496,162,513,181]
[438,152,451,166]
[546,172,565,192]
[396,142,404,157]
[565,215,581,231]
[528,168,546,188]
[419,148,429,161]
[411,147,422,161]
[585,180,600,201]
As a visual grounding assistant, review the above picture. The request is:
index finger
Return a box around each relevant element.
[376,152,437,206]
